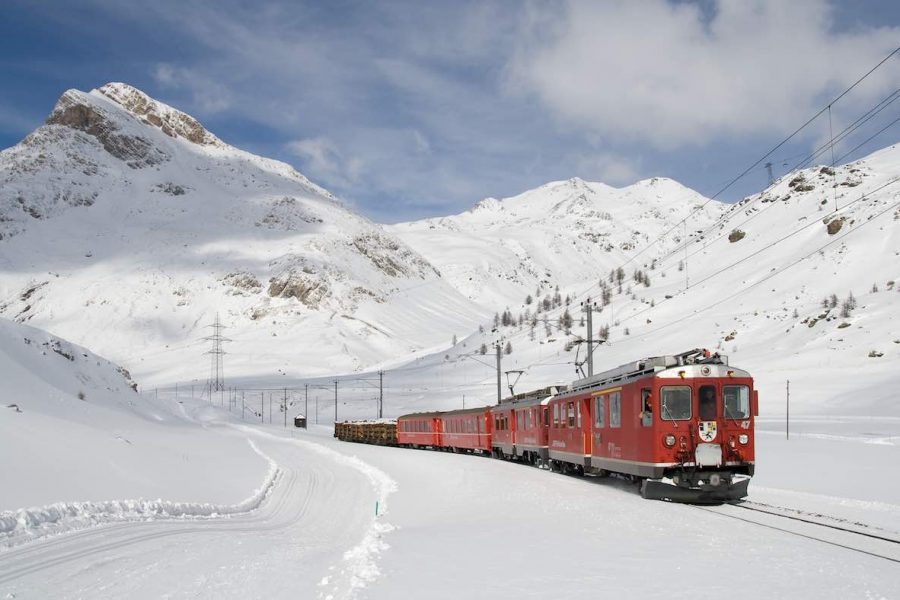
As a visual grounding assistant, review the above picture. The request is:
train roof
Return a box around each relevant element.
[565,348,746,394]
[398,406,491,420]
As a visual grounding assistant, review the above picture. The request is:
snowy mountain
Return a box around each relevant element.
[382,144,900,417]
[388,175,722,310]
[0,83,484,384]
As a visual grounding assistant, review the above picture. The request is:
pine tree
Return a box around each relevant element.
[505,341,513,355]
[479,343,488,355]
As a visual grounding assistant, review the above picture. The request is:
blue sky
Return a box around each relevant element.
[1,1,898,223]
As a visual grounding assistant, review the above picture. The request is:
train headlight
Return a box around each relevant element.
[710,473,722,486]
[739,434,749,445]
[664,434,676,447]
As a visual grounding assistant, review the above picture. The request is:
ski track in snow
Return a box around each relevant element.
[235,426,398,600]
[0,438,280,550]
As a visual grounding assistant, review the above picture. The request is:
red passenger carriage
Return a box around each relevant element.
[437,407,492,453]
[490,387,556,465]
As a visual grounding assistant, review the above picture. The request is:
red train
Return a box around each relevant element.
[397,348,756,502]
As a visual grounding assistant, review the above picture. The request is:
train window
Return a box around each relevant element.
[610,392,621,428]
[576,402,581,428]
[517,411,524,430]
[567,402,575,428]
[544,407,550,426]
[699,385,717,420]
[553,404,560,427]
[641,388,652,427]
[595,395,606,428]
[660,386,691,420]
[723,385,750,419]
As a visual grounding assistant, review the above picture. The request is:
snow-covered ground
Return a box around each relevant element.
[2,318,898,599]
[3,390,897,599]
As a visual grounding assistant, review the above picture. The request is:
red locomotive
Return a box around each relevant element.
[394,348,756,502]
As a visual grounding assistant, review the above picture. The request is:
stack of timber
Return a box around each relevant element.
[334,420,398,446]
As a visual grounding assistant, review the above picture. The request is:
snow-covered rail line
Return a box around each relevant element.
[694,501,900,564]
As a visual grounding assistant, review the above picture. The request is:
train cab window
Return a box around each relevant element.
[641,388,652,427]
[699,385,717,420]
[594,395,606,428]
[723,385,751,419]
[610,392,621,428]
[567,402,575,428]
[660,386,692,420]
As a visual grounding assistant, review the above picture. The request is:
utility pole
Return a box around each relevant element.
[378,371,384,419]
[305,384,309,421]
[283,388,288,428]
[334,380,338,423]
[786,380,790,440]
[765,161,774,186]
[496,343,502,404]
[684,220,689,290]
[581,296,598,377]
[260,394,264,423]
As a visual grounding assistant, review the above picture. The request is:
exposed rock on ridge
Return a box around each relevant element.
[96,83,223,147]
[46,89,168,169]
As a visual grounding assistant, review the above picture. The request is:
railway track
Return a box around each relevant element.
[694,499,900,564]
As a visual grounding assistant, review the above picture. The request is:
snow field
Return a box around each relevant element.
[0,438,280,549]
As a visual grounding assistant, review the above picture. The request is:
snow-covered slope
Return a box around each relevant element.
[0,83,484,384]
[0,317,267,512]
[380,145,899,417]
[388,176,721,310]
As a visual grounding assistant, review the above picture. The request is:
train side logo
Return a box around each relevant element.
[698,420,717,442]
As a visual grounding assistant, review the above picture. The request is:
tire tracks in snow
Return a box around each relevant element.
[235,426,399,600]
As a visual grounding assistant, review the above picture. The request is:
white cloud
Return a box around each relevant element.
[575,152,641,186]
[152,63,232,113]
[509,0,900,149]
[285,136,352,186]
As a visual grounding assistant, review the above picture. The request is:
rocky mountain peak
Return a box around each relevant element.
[95,83,222,147]
[44,88,167,169]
